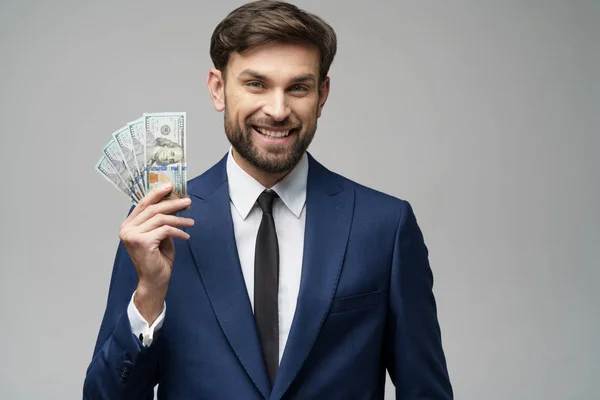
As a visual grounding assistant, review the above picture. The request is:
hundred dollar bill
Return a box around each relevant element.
[95,155,138,204]
[144,112,187,199]
[102,138,143,202]
[113,125,145,197]
[127,117,148,193]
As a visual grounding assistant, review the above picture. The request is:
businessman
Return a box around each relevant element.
[83,1,453,398]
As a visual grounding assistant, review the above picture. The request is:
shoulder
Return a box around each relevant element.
[346,174,405,206]
[309,155,411,226]
[341,172,410,223]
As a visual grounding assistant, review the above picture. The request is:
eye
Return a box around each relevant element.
[247,81,265,89]
[289,85,309,93]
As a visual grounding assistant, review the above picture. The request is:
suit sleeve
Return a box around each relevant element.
[82,240,160,400]
[385,200,453,399]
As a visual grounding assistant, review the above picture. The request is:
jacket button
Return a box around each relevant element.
[120,361,133,383]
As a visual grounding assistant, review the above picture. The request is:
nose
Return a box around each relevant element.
[262,90,291,121]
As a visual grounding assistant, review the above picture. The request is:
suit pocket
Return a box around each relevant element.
[329,290,381,314]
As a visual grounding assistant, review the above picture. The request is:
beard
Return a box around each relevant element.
[224,106,317,174]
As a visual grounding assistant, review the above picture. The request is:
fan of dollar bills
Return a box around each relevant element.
[95,112,187,204]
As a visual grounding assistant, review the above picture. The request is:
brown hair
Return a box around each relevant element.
[210,0,337,84]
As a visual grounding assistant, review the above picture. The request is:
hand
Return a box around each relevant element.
[118,183,194,323]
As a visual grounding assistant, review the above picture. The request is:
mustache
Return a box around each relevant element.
[246,118,301,130]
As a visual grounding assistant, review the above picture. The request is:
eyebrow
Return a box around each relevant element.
[238,69,316,84]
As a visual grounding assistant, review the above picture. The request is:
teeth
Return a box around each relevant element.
[255,127,290,138]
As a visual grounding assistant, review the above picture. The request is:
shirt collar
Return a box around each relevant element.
[226,147,308,220]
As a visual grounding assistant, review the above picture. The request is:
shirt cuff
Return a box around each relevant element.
[127,291,166,347]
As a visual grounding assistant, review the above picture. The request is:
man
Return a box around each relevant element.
[83,1,453,399]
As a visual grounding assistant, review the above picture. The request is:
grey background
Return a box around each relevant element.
[0,0,598,398]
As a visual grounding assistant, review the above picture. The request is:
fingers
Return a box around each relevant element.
[153,225,191,241]
[130,195,191,228]
[126,183,181,223]
[130,225,190,243]
[119,183,194,248]
[138,214,195,234]
[120,217,192,244]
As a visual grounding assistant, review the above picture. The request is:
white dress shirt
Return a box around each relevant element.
[128,148,308,362]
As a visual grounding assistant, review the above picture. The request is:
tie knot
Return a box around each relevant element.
[257,190,277,213]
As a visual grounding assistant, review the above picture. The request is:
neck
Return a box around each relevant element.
[231,148,291,188]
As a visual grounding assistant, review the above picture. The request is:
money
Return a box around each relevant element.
[144,112,187,199]
[127,117,148,192]
[95,155,138,204]
[95,112,187,203]
[102,137,144,202]
[113,125,145,197]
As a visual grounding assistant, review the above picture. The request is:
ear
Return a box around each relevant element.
[207,68,225,112]
[316,76,331,118]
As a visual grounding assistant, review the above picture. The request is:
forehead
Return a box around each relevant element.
[227,42,319,80]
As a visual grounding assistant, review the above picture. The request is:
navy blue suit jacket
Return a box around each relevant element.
[83,153,452,399]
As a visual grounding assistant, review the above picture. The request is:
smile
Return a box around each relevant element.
[253,126,294,138]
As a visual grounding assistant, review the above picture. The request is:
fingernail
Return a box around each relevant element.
[182,197,191,204]
[161,183,172,190]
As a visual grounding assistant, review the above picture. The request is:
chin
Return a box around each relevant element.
[255,152,299,174]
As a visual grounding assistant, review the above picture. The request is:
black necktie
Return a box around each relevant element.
[254,190,279,386]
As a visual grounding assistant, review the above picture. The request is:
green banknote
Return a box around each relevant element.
[144,112,187,199]
[96,112,187,203]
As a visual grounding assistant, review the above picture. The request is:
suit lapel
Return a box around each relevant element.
[184,156,271,399]
[271,155,355,400]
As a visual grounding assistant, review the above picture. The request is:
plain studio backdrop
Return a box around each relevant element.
[1,0,598,399]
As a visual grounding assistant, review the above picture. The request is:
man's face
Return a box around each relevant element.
[220,42,329,174]
[156,146,183,165]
